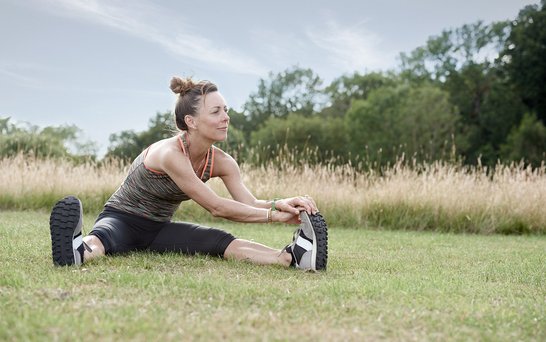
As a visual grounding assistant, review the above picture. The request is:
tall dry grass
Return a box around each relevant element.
[1,153,544,234]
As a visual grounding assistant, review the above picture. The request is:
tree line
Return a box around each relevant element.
[2,1,545,167]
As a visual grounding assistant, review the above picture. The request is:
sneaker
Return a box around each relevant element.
[49,196,84,266]
[285,211,328,271]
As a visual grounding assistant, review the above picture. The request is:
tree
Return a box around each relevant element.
[250,113,348,164]
[499,1,546,124]
[243,66,325,134]
[106,111,175,160]
[500,112,546,166]
[398,19,527,165]
[0,116,96,159]
[443,63,526,164]
[345,85,457,165]
[399,20,510,83]
[322,72,397,118]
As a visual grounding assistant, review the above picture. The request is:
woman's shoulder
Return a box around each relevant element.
[152,136,183,154]
[212,145,237,163]
[211,145,239,177]
[145,136,186,170]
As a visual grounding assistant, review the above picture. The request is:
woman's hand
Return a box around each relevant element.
[272,210,302,224]
[275,195,318,215]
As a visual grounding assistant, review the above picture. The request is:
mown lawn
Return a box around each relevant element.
[0,210,544,341]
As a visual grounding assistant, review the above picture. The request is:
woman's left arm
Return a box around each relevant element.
[214,149,318,215]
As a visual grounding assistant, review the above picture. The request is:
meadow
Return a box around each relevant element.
[1,155,545,340]
[1,211,544,341]
[1,154,545,234]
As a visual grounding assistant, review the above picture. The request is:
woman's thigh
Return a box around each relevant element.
[89,211,160,254]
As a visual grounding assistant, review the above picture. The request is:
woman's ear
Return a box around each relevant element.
[184,115,197,130]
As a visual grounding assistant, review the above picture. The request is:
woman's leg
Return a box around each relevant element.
[148,222,292,267]
[86,208,161,260]
[223,239,292,266]
[82,235,105,262]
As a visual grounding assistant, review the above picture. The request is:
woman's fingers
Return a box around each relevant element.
[276,196,319,215]
[276,199,300,215]
[297,195,318,215]
[304,195,318,212]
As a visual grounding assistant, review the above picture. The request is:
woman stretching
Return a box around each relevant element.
[49,77,327,271]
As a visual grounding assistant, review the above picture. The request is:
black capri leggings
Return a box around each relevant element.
[88,206,236,257]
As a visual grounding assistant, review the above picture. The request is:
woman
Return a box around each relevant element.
[49,77,327,271]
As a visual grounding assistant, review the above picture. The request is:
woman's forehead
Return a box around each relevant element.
[202,91,226,108]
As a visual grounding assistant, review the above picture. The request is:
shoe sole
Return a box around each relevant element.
[300,212,328,271]
[49,196,83,266]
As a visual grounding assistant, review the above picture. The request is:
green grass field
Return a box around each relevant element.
[1,210,544,341]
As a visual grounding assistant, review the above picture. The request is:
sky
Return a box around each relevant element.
[0,0,539,156]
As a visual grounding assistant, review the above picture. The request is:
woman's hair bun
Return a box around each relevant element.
[170,76,195,96]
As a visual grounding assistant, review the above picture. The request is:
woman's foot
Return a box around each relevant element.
[284,211,328,271]
[49,196,85,266]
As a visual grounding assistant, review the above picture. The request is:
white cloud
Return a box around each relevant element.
[306,20,395,72]
[36,0,268,76]
[0,61,164,96]
[0,62,51,88]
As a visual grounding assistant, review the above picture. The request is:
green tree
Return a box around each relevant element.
[500,113,546,166]
[106,111,175,160]
[345,85,457,165]
[250,113,348,164]
[322,72,397,118]
[398,19,527,165]
[399,20,510,83]
[499,1,546,124]
[243,66,325,134]
[0,117,96,159]
[444,63,526,164]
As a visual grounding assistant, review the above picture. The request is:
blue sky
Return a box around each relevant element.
[0,0,537,156]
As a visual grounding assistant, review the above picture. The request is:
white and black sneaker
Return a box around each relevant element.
[49,196,85,266]
[284,211,328,271]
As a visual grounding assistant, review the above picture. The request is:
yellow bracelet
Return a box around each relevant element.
[267,208,272,224]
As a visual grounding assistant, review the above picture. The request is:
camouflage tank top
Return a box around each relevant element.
[105,134,215,222]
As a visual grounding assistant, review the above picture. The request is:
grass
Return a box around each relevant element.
[1,210,544,341]
[1,154,546,234]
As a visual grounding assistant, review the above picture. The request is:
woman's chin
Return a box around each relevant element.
[215,131,228,142]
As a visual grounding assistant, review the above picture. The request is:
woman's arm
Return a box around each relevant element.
[159,146,300,224]
[213,148,318,215]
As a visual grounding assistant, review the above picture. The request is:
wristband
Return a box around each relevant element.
[271,198,279,211]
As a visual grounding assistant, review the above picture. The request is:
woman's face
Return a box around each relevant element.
[193,91,230,142]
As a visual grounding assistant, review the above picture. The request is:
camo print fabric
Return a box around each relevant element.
[105,134,214,222]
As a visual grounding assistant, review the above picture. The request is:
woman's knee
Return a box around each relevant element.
[223,238,245,258]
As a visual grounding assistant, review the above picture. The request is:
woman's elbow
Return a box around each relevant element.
[208,204,225,218]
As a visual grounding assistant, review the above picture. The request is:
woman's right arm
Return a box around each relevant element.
[159,147,299,224]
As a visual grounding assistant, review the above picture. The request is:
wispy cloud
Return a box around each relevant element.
[36,0,268,76]
[0,62,51,88]
[306,20,395,72]
[0,61,164,96]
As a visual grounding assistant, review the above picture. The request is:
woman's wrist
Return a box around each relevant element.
[266,208,273,224]
[271,198,279,211]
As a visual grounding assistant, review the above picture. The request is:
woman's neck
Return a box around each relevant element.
[184,131,211,161]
